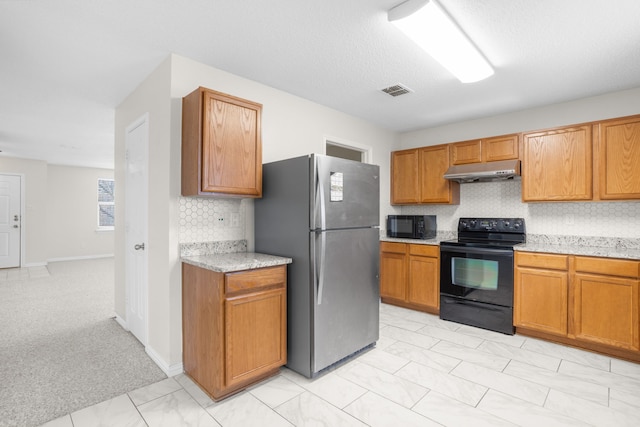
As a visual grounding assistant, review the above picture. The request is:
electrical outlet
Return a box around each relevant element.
[564,214,575,225]
[214,213,226,227]
[230,212,240,227]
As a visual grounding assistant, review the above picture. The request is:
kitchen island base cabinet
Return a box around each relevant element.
[380,242,439,314]
[182,263,286,401]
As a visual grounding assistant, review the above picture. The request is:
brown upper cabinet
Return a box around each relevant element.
[522,124,593,202]
[182,87,263,197]
[391,144,459,205]
[390,148,420,204]
[595,115,640,200]
[450,140,482,165]
[450,134,519,165]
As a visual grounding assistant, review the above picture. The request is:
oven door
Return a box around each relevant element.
[440,245,514,307]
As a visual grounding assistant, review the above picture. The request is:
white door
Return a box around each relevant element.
[0,175,21,269]
[125,114,149,345]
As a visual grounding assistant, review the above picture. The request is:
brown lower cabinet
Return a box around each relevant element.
[182,263,287,400]
[380,242,439,314]
[514,252,569,336]
[515,251,640,361]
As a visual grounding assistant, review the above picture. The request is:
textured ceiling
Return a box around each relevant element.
[1,0,640,169]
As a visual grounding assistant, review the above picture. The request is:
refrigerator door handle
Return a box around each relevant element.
[315,230,327,305]
[315,162,326,230]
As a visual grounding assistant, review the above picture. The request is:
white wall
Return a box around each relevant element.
[397,87,640,238]
[114,53,397,374]
[400,86,640,148]
[46,165,114,260]
[0,157,114,265]
[114,55,173,369]
[169,54,398,231]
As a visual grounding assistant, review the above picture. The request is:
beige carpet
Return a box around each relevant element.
[0,259,167,427]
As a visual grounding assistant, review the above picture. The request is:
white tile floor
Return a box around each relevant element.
[42,303,640,427]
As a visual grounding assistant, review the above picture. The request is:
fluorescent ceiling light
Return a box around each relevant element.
[388,0,494,83]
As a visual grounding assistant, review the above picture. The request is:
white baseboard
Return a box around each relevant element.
[22,261,48,268]
[114,314,128,330]
[113,316,183,377]
[146,345,184,377]
[47,254,114,263]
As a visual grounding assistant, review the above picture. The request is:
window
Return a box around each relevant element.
[98,178,115,229]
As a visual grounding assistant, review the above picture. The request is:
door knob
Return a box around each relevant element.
[13,225,19,228]
[134,243,145,250]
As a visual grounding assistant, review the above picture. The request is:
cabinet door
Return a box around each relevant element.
[482,134,519,162]
[225,287,287,388]
[522,125,592,201]
[571,273,639,351]
[420,145,459,204]
[201,90,262,196]
[391,149,419,204]
[408,254,439,309]
[380,243,407,301]
[514,267,568,336]
[597,115,640,200]
[450,140,482,165]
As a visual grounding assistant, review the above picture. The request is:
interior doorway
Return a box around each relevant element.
[0,174,22,268]
[125,114,149,346]
[325,137,372,163]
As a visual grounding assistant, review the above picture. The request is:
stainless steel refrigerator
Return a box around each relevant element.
[255,154,380,378]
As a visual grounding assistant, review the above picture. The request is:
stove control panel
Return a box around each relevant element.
[458,218,525,233]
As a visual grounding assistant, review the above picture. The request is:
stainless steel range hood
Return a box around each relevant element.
[443,159,521,183]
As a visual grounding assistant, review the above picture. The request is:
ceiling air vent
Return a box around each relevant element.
[381,83,413,97]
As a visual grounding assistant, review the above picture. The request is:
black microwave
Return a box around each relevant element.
[387,215,437,240]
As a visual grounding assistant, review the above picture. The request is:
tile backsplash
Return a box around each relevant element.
[179,197,245,243]
[179,180,640,244]
[401,179,640,239]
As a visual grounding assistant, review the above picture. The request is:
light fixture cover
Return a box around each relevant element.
[388,0,494,83]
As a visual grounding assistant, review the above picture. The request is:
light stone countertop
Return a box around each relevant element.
[380,231,640,260]
[182,252,292,273]
[515,234,640,261]
[379,230,456,246]
[379,236,441,245]
[514,243,640,261]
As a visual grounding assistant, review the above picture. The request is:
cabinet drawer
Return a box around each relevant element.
[516,252,568,270]
[225,266,286,294]
[381,242,407,254]
[574,256,640,278]
[409,244,439,257]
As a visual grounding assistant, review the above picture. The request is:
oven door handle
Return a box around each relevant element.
[440,245,514,257]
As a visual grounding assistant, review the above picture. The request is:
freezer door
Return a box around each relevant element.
[311,227,380,374]
[311,154,380,230]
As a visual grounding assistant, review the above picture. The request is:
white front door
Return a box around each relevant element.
[0,175,21,269]
[125,114,149,345]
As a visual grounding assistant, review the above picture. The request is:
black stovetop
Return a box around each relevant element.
[441,217,526,248]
